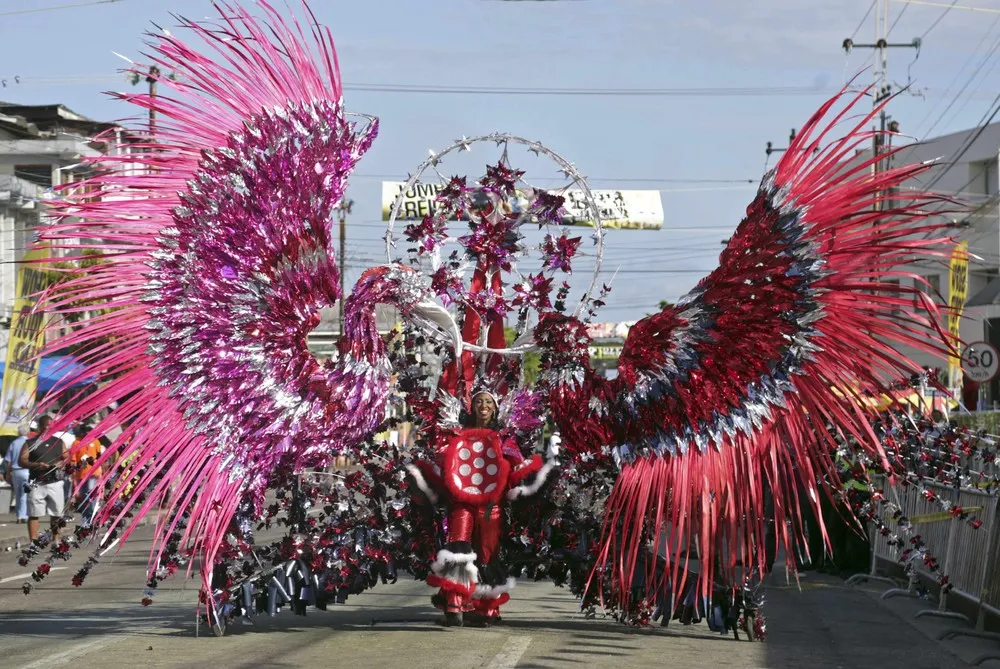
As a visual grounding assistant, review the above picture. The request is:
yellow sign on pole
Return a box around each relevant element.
[947,241,969,392]
[0,244,50,436]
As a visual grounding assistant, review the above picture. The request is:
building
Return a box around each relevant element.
[0,102,129,323]
[883,122,1000,407]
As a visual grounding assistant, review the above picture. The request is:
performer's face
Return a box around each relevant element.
[472,393,497,427]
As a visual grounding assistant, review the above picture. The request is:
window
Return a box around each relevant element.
[970,159,998,197]
[884,278,901,316]
[915,274,941,307]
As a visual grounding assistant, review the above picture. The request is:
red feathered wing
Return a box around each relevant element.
[544,88,958,609]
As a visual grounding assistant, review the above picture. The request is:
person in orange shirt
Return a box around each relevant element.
[70,424,104,527]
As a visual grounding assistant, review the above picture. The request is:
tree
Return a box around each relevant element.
[504,326,541,387]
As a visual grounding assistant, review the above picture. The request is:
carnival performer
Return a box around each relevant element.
[407,388,559,626]
[19,0,958,639]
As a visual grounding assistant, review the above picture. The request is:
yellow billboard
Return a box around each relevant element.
[0,245,50,436]
[947,241,969,391]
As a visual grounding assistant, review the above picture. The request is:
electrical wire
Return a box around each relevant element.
[0,0,124,17]
[920,0,959,39]
[852,1,878,41]
[913,15,1000,138]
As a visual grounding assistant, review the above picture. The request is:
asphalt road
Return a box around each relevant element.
[0,528,978,668]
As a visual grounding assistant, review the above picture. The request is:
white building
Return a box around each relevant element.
[0,103,119,323]
[885,123,1000,407]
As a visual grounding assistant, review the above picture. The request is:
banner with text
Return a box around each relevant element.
[947,241,969,392]
[381,182,664,230]
[0,245,50,436]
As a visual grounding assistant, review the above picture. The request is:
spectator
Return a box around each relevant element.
[54,426,77,520]
[2,422,31,523]
[70,424,104,527]
[18,415,70,542]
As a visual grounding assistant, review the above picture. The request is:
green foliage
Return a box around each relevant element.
[953,411,1000,435]
[505,326,540,387]
[49,250,114,323]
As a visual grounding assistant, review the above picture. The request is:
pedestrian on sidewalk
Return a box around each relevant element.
[18,416,70,542]
[2,422,31,523]
[69,423,104,527]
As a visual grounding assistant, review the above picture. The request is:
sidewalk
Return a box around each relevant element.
[0,512,61,552]
[0,512,152,553]
[764,569,1000,667]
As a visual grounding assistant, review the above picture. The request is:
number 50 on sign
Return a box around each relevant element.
[961,341,1000,383]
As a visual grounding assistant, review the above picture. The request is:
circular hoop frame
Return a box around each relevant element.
[384,133,605,322]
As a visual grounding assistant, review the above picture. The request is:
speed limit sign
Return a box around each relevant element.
[961,341,1000,383]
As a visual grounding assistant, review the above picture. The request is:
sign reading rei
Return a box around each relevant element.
[381,182,665,230]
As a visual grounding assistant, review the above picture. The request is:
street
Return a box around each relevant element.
[0,525,977,669]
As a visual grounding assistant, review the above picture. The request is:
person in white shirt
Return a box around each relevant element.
[2,423,31,523]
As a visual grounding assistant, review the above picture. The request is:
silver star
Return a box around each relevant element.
[455,136,473,152]
[427,150,442,167]
[528,142,543,156]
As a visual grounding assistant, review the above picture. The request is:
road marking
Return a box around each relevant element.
[0,566,67,584]
[486,635,532,669]
[17,635,125,669]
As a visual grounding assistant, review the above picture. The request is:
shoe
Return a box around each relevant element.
[443,611,463,627]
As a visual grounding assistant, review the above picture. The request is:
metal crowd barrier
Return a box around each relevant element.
[847,475,1000,664]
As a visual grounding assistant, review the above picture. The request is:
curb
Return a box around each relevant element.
[0,517,151,554]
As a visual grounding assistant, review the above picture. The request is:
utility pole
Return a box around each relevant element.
[335,197,354,340]
[145,65,160,139]
[843,0,920,205]
[765,128,800,163]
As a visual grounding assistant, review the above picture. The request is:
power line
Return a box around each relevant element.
[851,1,878,40]
[353,173,756,185]
[2,76,834,98]
[895,0,1000,15]
[921,0,959,39]
[913,15,1000,138]
[0,0,124,17]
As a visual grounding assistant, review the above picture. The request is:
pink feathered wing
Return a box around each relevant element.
[540,87,960,609]
[34,1,411,604]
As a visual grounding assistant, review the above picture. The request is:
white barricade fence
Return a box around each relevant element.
[849,474,1000,645]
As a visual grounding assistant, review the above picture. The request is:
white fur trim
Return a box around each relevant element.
[506,461,557,501]
[405,464,438,504]
[547,433,561,461]
[431,549,479,584]
[472,577,516,600]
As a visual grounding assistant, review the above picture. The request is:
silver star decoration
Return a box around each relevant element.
[455,136,472,152]
[427,150,442,167]
[528,142,543,156]
[559,165,577,179]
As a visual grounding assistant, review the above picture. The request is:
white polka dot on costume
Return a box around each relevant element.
[487,448,496,458]
[464,486,482,494]
[471,473,483,485]
[459,448,471,460]
[484,483,497,493]
[486,464,498,475]
[474,458,485,468]
[459,464,471,476]
[472,441,484,453]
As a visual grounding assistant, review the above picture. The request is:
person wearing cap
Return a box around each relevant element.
[18,415,71,541]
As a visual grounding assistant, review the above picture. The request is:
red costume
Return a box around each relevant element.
[408,425,556,624]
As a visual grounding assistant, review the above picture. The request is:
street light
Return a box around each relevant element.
[335,197,354,339]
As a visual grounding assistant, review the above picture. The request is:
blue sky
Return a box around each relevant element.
[1,0,997,320]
